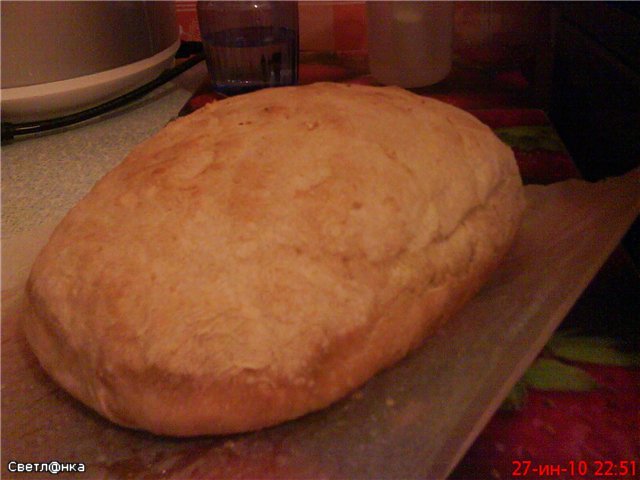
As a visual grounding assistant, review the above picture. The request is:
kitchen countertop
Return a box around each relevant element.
[2,62,207,238]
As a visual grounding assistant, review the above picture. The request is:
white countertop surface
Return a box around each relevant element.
[2,62,207,238]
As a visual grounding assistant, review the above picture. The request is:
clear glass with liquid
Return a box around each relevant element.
[197,1,299,95]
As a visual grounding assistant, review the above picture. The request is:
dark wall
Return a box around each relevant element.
[549,2,640,181]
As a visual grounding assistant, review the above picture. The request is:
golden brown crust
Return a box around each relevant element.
[25,83,525,435]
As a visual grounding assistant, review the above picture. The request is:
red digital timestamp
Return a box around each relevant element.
[512,460,638,478]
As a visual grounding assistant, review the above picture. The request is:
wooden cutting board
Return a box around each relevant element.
[2,172,639,480]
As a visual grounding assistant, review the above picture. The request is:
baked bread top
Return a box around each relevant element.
[25,83,525,435]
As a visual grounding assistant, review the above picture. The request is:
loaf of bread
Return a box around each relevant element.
[25,83,525,436]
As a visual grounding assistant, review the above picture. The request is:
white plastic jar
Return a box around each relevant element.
[367,1,454,88]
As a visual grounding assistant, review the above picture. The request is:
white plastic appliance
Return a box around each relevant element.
[1,1,180,122]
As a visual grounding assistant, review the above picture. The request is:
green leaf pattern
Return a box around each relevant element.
[548,335,640,367]
[522,358,599,391]
[495,126,567,152]
[501,334,637,411]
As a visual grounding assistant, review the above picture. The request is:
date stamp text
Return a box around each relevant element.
[512,459,638,478]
